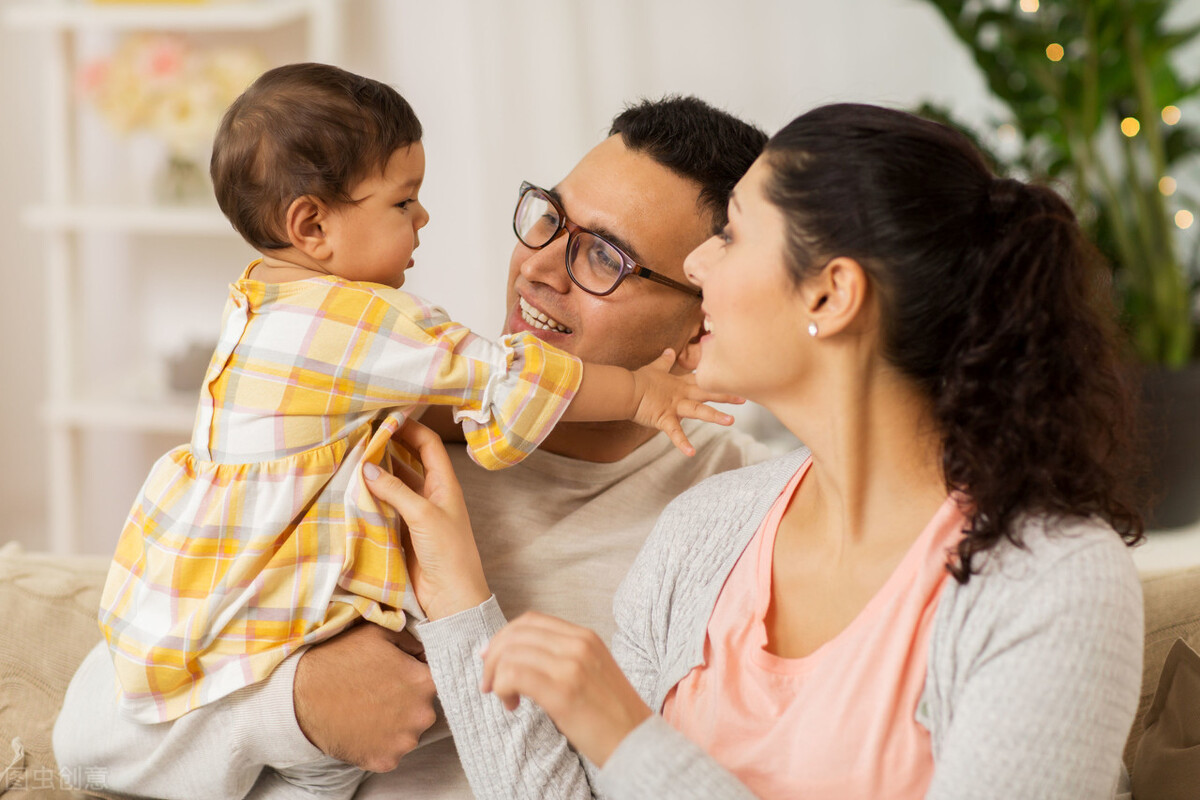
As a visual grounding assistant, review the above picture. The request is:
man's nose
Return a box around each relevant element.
[518,235,573,292]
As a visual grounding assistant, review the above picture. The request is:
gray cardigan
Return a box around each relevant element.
[421,450,1144,799]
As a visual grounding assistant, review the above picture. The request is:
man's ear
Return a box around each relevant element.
[674,314,704,373]
[285,195,334,261]
[803,256,869,338]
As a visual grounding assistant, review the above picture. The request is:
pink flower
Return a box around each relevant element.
[77,59,110,95]
[145,37,185,80]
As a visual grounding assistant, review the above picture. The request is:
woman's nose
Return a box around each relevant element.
[683,236,715,287]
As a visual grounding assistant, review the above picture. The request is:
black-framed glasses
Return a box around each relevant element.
[513,182,702,298]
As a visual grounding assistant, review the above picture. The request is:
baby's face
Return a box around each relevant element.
[324,142,429,288]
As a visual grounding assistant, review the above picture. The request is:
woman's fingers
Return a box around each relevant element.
[481,614,593,704]
[366,419,490,619]
[481,612,569,690]
[391,452,426,495]
[395,417,455,476]
[479,612,652,767]
[363,460,426,520]
[485,641,562,711]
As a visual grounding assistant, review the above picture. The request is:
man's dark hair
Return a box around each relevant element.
[609,95,767,232]
[210,63,422,251]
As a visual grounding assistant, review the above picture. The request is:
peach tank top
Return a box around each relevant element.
[662,459,965,798]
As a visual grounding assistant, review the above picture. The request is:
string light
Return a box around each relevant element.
[1121,117,1141,137]
[1159,176,1177,196]
[1020,0,1039,11]
[1162,106,1182,125]
[1045,43,1064,62]
[1176,210,1194,230]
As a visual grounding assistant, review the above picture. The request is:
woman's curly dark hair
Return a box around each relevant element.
[763,104,1144,582]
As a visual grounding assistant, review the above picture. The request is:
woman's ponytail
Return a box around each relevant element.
[935,180,1144,580]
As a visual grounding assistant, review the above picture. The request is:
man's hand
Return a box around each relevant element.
[294,623,437,773]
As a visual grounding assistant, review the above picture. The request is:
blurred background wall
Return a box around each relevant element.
[0,0,1195,554]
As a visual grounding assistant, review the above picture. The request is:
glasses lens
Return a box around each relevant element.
[568,232,627,295]
[514,189,560,248]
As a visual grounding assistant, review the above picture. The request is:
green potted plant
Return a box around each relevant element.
[916,0,1200,527]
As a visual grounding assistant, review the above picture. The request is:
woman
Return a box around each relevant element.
[365,103,1145,798]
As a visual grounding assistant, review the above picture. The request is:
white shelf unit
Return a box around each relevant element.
[5,0,333,30]
[5,0,344,553]
[24,204,234,234]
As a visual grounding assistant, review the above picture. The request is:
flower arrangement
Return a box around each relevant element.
[78,34,266,162]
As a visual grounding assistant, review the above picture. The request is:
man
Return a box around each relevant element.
[55,96,769,799]
[348,95,770,798]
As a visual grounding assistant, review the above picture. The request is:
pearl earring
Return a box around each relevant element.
[807,322,818,338]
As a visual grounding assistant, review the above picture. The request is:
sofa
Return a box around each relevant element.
[2,540,1198,799]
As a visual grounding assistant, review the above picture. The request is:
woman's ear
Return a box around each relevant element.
[802,256,868,338]
[285,195,334,261]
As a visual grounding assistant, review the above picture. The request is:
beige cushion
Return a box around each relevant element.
[1124,564,1200,772]
[1131,638,1200,799]
[2,544,1198,795]
[0,543,111,799]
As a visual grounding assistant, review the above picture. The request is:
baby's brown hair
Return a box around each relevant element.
[211,62,422,250]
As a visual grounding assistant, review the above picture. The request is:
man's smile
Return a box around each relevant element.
[519,296,572,334]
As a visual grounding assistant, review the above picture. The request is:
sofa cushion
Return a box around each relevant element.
[1131,638,1200,799]
[0,543,112,799]
[1124,564,1200,772]
[3,545,1198,796]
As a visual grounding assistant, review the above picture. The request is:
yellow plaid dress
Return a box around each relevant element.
[99,264,581,722]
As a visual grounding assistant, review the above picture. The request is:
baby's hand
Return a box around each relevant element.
[630,349,743,456]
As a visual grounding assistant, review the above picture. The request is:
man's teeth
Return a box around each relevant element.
[520,297,571,333]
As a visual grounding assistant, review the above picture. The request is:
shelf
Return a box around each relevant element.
[3,0,319,31]
[11,0,343,553]
[45,396,196,434]
[24,204,235,235]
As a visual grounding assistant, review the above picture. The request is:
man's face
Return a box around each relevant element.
[503,135,711,372]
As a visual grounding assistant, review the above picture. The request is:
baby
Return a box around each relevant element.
[98,64,731,732]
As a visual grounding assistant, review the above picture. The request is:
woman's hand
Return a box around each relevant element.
[363,419,491,620]
[480,611,653,767]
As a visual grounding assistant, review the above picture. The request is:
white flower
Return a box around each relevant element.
[79,34,267,156]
